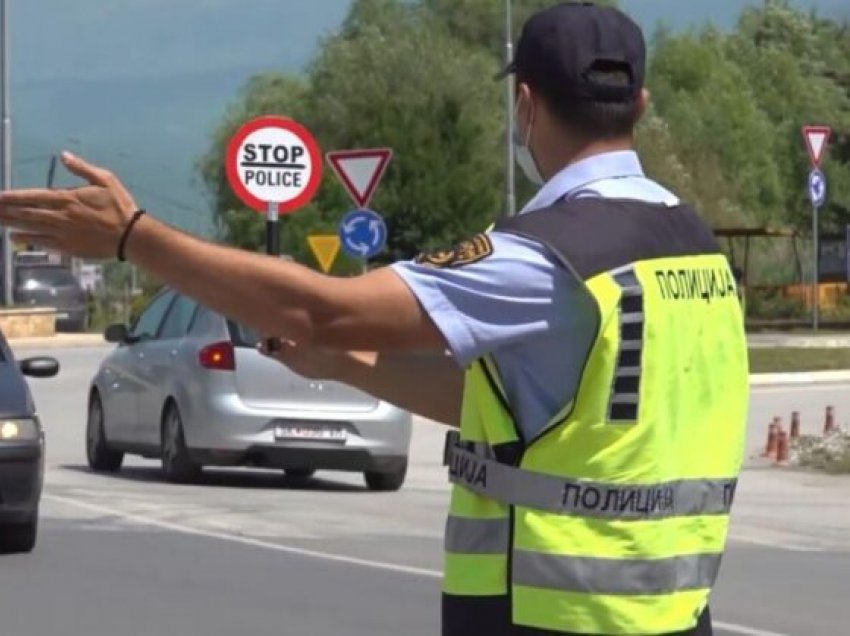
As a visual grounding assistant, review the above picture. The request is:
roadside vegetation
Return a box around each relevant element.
[749,348,850,373]
[199,0,850,276]
[792,428,850,474]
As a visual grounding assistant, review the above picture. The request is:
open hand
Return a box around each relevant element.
[0,152,139,259]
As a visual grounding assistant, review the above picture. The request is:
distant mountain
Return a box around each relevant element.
[9,0,350,236]
[7,0,847,237]
[12,67,271,236]
[10,0,352,82]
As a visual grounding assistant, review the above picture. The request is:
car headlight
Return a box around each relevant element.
[0,419,39,442]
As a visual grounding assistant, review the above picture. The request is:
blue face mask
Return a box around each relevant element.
[513,99,544,186]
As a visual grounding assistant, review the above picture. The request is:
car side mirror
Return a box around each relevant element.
[19,356,60,378]
[104,323,137,345]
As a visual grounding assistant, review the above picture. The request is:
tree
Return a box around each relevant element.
[199,0,850,279]
[727,1,850,232]
[306,0,505,262]
[200,0,507,269]
[648,29,783,225]
[198,73,314,251]
[423,0,619,60]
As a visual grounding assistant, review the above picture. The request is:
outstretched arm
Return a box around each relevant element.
[0,153,576,433]
[0,153,446,353]
[263,341,463,426]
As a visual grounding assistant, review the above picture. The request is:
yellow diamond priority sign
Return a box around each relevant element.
[307,235,341,274]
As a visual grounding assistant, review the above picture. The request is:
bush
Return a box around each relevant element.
[822,292,850,321]
[791,428,850,474]
[746,286,807,320]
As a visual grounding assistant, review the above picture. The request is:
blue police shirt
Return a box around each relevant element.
[391,150,679,440]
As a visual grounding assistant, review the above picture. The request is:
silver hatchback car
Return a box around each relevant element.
[87,289,412,490]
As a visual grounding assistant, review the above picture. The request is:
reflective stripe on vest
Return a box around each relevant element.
[513,551,723,596]
[446,441,737,520]
[445,516,510,554]
[444,514,724,593]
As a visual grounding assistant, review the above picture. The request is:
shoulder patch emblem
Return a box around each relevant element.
[415,234,494,269]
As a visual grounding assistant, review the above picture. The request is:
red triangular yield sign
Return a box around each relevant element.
[802,125,832,168]
[326,148,393,208]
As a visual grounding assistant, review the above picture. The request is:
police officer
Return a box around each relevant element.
[0,3,747,635]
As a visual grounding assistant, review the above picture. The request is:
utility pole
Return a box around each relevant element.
[505,0,516,217]
[1,0,13,306]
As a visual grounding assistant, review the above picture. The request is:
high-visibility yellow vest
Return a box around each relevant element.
[442,199,748,634]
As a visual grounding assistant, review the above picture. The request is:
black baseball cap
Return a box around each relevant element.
[498,2,646,103]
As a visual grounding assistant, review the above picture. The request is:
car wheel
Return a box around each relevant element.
[161,403,202,484]
[364,460,408,492]
[0,511,38,554]
[86,392,123,472]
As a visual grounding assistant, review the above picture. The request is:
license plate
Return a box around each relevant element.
[56,312,70,319]
[275,424,347,442]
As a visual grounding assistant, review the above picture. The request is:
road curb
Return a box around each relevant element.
[748,338,850,349]
[8,334,107,350]
[749,370,850,386]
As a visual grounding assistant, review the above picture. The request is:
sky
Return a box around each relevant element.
[10,1,848,82]
[6,0,848,235]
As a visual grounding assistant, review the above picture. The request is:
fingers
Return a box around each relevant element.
[0,189,72,208]
[61,152,113,187]
[0,206,64,233]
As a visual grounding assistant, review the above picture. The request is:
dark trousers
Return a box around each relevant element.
[443,595,713,636]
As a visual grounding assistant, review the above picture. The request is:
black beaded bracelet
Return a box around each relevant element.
[117,209,147,262]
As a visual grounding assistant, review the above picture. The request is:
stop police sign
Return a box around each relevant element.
[225,116,322,214]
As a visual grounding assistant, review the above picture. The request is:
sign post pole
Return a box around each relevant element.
[265,200,280,257]
[808,169,826,332]
[812,202,819,332]
[802,125,832,333]
[265,200,280,351]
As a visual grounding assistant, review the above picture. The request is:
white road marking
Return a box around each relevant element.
[45,492,791,636]
[713,623,790,636]
[43,493,441,579]
[752,383,850,394]
[728,533,824,553]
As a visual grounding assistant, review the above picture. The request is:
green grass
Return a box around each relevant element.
[749,348,850,374]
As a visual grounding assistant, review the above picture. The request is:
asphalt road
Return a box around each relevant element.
[2,344,849,636]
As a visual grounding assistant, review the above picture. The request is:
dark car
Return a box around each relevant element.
[14,264,88,332]
[0,331,59,554]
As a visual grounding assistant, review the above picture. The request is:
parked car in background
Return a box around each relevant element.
[0,330,60,554]
[87,289,413,491]
[14,261,88,332]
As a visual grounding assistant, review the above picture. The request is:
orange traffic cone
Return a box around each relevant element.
[762,419,779,459]
[824,406,836,436]
[776,429,789,464]
[790,411,801,440]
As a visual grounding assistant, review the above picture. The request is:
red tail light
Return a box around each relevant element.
[199,341,235,371]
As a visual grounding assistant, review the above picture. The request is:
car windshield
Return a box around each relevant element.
[16,267,77,288]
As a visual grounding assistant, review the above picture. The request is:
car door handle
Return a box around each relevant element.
[170,350,178,357]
